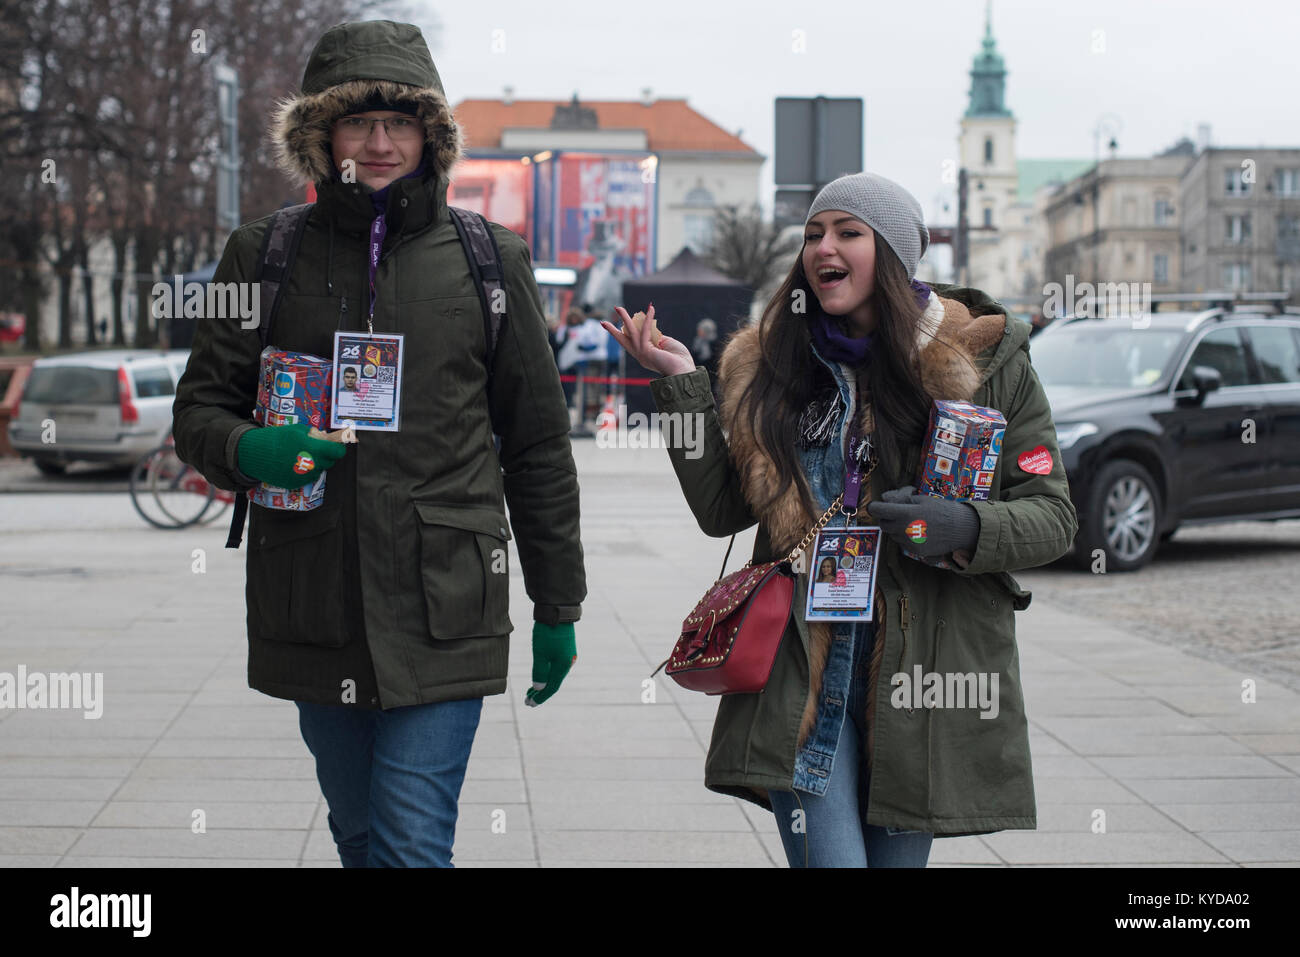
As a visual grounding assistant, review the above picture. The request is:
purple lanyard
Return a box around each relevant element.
[367,213,387,332]
[844,436,866,512]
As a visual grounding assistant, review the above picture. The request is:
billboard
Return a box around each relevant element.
[533,151,657,320]
[448,157,533,240]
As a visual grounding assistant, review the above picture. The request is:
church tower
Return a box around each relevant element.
[960,2,1018,229]
[959,1,1020,288]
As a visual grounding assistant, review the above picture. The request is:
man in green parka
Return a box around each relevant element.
[173,20,585,867]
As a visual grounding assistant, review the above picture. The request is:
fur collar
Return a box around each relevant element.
[270,78,464,186]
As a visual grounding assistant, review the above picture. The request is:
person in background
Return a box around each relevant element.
[691,317,719,378]
[555,304,609,425]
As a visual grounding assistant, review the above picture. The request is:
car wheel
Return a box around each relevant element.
[33,459,67,476]
[1074,458,1162,572]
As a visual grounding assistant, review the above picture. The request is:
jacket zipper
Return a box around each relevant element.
[897,593,913,714]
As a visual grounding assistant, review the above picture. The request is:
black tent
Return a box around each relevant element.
[619,247,754,417]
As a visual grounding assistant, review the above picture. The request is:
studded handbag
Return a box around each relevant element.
[653,491,854,695]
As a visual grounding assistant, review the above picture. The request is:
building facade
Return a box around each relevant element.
[452,94,763,272]
[1179,147,1300,296]
[1042,153,1190,302]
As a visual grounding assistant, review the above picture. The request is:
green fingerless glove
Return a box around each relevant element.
[525,621,576,707]
[236,422,348,489]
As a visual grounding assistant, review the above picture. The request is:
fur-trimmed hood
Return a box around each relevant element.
[269,20,464,186]
[717,290,1012,750]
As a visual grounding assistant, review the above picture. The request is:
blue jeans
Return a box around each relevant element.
[770,622,934,867]
[296,697,483,868]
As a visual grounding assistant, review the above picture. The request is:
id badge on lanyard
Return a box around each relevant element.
[804,436,882,621]
[331,331,404,431]
[329,213,404,432]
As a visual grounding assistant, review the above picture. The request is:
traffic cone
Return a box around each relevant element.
[596,394,618,434]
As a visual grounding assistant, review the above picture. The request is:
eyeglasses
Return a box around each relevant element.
[333,115,422,142]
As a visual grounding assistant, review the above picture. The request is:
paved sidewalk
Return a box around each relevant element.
[1,442,1298,866]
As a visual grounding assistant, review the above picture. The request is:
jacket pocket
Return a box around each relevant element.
[246,505,348,647]
[991,570,1032,611]
[414,503,513,639]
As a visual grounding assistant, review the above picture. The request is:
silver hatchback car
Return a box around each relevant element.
[7,349,191,473]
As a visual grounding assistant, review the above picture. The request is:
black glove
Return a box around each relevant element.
[866,486,980,559]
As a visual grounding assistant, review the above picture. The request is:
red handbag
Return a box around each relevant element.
[654,490,856,695]
[660,559,795,694]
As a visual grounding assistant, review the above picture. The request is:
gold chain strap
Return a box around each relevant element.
[782,456,878,565]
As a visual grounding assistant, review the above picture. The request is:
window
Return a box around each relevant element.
[1030,327,1184,389]
[1153,254,1169,283]
[683,213,714,254]
[1276,168,1300,197]
[1154,198,1174,226]
[1224,167,1252,196]
[1226,214,1252,243]
[131,366,175,398]
[1279,215,1300,239]
[1178,327,1250,389]
[984,137,993,164]
[1249,326,1300,384]
[1222,263,1251,289]
[982,206,993,228]
[23,366,118,404]
[683,185,714,207]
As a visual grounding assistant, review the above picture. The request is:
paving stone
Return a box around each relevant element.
[534,830,771,865]
[1196,830,1300,863]
[1156,802,1300,832]
[0,800,102,827]
[91,801,318,829]
[980,831,1229,865]
[65,827,306,859]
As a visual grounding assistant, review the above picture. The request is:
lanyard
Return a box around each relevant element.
[366,213,387,335]
[843,436,872,516]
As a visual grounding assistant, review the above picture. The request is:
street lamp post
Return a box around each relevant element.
[1090,114,1122,288]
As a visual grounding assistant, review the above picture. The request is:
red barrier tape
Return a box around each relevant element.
[557,374,655,385]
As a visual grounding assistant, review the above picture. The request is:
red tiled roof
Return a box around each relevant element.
[452,98,760,155]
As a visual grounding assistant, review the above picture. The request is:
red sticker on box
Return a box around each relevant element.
[1017,446,1053,474]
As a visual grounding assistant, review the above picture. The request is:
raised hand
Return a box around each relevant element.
[602,304,696,378]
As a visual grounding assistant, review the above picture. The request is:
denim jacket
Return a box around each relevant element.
[791,343,877,795]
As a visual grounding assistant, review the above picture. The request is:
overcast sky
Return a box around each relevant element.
[413,0,1300,225]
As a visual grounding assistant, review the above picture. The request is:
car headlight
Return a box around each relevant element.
[1055,421,1099,451]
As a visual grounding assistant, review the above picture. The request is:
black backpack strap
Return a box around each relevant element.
[255,203,314,350]
[447,207,508,381]
[225,203,314,550]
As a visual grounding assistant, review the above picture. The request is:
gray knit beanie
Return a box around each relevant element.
[805,173,930,279]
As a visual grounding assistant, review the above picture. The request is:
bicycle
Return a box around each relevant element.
[129,432,236,529]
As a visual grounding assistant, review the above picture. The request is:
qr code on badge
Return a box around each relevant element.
[375,366,395,383]
[853,556,872,571]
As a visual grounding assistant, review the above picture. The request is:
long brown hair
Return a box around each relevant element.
[732,233,972,517]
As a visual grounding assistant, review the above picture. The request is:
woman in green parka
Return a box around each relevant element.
[605,172,1078,867]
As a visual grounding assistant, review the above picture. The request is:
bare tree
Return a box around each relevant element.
[1,0,411,352]
[703,204,801,306]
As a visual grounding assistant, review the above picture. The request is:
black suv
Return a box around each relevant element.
[1029,302,1300,570]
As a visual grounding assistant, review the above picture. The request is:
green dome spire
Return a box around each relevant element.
[966,0,1012,118]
